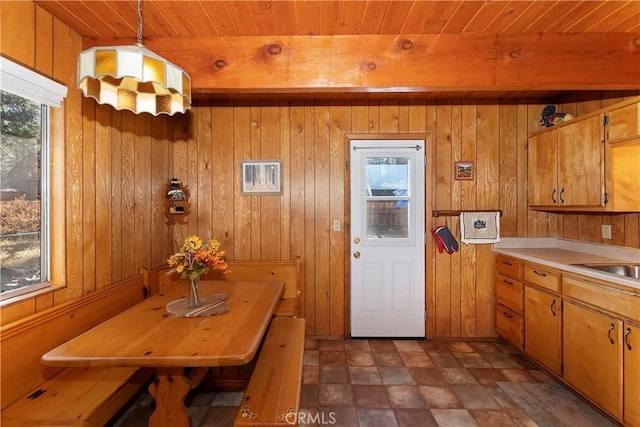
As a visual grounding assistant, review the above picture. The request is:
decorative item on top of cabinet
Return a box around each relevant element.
[164,178,190,225]
[495,256,524,350]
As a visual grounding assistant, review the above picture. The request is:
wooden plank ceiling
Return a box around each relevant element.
[35,1,640,100]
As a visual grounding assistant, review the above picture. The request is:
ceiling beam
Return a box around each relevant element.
[83,33,640,94]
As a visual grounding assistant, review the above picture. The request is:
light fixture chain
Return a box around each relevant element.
[136,0,143,45]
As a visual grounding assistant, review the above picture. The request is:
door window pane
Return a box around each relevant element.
[365,157,410,239]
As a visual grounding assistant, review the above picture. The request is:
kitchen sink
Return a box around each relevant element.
[571,263,640,280]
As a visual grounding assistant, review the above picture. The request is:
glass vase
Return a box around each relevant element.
[188,276,201,308]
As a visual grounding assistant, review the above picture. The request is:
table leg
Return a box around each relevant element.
[148,367,191,427]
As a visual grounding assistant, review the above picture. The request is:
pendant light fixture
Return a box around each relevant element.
[77,0,191,116]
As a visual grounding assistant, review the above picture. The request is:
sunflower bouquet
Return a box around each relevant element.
[167,235,230,280]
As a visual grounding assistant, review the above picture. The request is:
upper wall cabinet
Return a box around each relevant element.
[528,114,604,209]
[605,100,640,211]
[606,101,639,142]
[528,128,559,207]
[528,96,640,212]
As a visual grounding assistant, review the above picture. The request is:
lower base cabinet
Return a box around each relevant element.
[496,255,640,426]
[524,286,561,375]
[563,300,623,420]
[625,322,640,426]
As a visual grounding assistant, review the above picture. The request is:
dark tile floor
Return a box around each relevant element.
[112,339,618,427]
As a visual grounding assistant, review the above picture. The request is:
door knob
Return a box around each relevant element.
[354,251,361,259]
[354,237,361,244]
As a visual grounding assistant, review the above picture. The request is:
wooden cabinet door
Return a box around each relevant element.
[528,129,558,206]
[606,137,640,211]
[624,322,640,426]
[563,301,623,420]
[607,100,639,142]
[557,114,604,207]
[524,286,561,375]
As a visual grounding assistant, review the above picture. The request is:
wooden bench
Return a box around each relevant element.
[234,317,306,427]
[146,256,302,318]
[0,274,154,427]
[215,257,302,318]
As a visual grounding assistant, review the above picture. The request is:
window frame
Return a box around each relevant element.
[0,96,51,300]
[0,57,65,301]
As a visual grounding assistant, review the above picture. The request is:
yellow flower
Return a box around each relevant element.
[209,239,220,251]
[168,234,229,280]
[187,235,202,250]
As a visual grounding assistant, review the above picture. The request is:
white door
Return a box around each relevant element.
[350,139,425,337]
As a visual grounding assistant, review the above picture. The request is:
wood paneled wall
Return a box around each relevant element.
[0,1,174,324]
[173,100,526,338]
[176,96,639,338]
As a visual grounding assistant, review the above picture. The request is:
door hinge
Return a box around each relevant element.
[603,115,609,126]
[604,193,609,205]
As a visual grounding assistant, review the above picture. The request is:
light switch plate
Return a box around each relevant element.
[602,224,612,239]
[333,220,341,232]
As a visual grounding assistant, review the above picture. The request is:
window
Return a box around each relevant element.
[0,57,66,300]
[0,91,50,299]
[365,157,410,239]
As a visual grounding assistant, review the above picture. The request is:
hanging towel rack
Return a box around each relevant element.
[432,209,502,217]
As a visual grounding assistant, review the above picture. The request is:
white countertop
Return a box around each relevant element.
[493,238,640,291]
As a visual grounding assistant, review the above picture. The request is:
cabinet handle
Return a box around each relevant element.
[501,260,512,266]
[552,188,557,203]
[625,328,632,351]
[608,323,615,345]
[550,299,557,317]
[503,279,514,286]
[533,270,547,277]
[503,311,514,319]
[560,188,565,204]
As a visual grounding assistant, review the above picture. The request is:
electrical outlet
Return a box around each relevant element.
[602,224,612,240]
[333,220,341,232]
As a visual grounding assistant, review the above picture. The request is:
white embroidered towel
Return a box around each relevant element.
[460,211,500,244]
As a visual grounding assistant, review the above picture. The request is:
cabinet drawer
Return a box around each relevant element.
[496,305,523,350]
[563,276,640,323]
[524,265,561,292]
[496,256,523,280]
[496,274,523,314]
